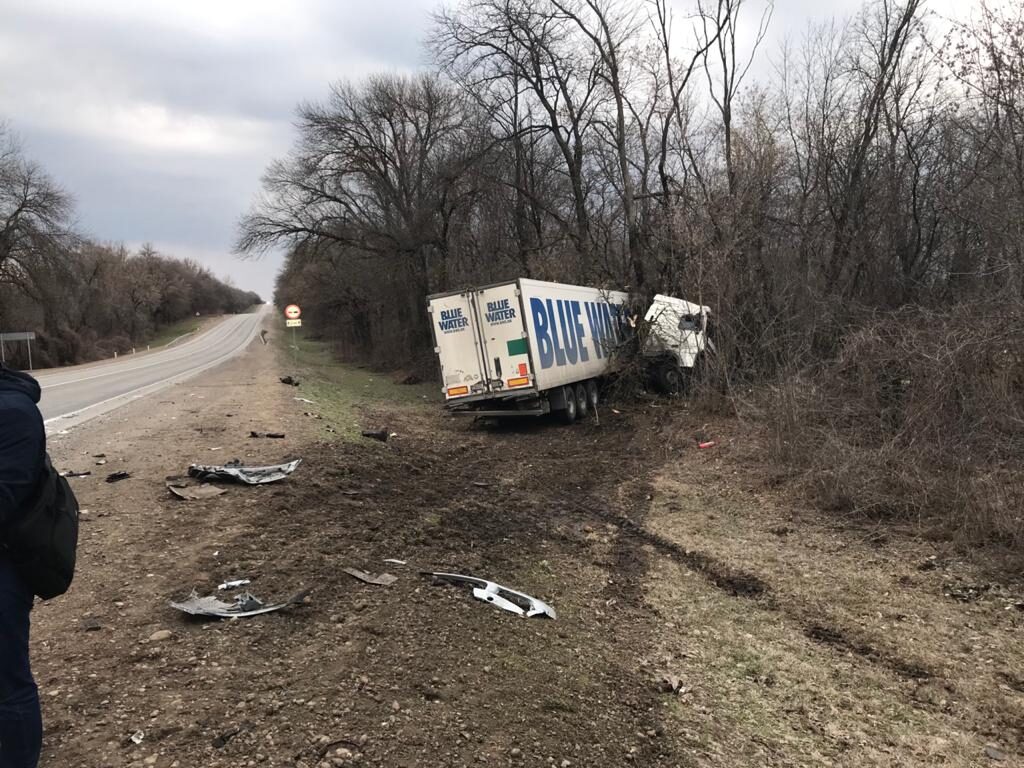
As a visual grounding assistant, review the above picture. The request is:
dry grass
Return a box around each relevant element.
[754,303,1024,550]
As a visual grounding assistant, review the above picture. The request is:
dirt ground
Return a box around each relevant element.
[35,321,1023,767]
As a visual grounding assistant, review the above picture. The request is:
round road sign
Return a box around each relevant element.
[284,304,301,320]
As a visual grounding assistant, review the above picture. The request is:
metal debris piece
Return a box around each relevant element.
[106,471,131,483]
[170,588,310,619]
[130,731,144,745]
[655,673,686,694]
[421,572,556,619]
[187,459,301,485]
[60,470,92,478]
[361,429,389,442]
[343,567,397,586]
[249,431,286,439]
[217,579,251,590]
[167,483,228,501]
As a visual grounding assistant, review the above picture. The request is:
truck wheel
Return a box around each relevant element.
[574,383,589,419]
[586,380,599,411]
[657,362,684,395]
[559,386,577,424]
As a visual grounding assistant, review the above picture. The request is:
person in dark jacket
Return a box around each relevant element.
[0,362,45,767]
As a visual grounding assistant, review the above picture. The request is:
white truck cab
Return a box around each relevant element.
[642,294,712,394]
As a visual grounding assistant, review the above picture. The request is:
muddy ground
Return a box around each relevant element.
[36,323,1023,767]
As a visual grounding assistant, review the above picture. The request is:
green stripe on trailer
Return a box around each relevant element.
[507,337,529,356]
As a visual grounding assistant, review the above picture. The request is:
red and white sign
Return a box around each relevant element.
[283,304,301,320]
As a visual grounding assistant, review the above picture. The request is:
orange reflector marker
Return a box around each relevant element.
[506,377,530,388]
[447,386,469,397]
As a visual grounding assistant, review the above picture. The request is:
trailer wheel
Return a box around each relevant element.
[586,380,599,411]
[559,386,577,424]
[574,383,589,419]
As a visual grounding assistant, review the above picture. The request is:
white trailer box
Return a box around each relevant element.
[428,279,629,415]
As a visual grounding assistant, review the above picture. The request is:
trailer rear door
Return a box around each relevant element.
[474,282,533,394]
[430,292,486,401]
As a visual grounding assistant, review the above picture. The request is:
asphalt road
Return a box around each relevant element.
[36,306,267,432]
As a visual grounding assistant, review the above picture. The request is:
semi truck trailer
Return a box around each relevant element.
[427,278,709,422]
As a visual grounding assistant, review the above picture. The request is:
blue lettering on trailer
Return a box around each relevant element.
[531,296,621,369]
[485,298,517,324]
[545,299,567,367]
[438,307,470,333]
[530,298,554,368]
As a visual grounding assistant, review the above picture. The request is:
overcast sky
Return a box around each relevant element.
[0,0,978,300]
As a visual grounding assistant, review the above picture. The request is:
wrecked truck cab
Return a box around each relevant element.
[642,295,712,395]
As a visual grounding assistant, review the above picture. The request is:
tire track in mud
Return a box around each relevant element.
[469,415,940,684]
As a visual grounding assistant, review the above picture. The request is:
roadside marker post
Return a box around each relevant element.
[284,305,302,363]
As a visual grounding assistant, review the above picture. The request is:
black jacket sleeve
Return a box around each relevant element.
[0,405,45,529]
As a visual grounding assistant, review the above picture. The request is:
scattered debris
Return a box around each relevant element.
[249,431,286,439]
[422,572,556,619]
[343,567,397,586]
[294,397,315,404]
[105,471,131,483]
[217,579,251,591]
[213,725,244,749]
[148,629,173,642]
[130,731,145,745]
[279,375,300,386]
[943,582,991,603]
[188,459,302,485]
[655,673,687,694]
[60,470,92,478]
[167,483,228,501]
[472,481,490,487]
[303,411,321,419]
[383,558,407,566]
[259,329,268,345]
[361,429,389,442]
[170,589,310,619]
[80,617,102,632]
[95,458,107,465]
[917,556,940,571]
[697,440,716,449]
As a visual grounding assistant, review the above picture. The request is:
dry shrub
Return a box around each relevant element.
[763,303,1024,548]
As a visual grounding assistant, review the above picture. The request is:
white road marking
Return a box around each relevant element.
[43,311,265,433]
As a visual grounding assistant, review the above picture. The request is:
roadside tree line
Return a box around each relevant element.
[244,0,1023,373]
[244,0,1024,548]
[0,126,261,368]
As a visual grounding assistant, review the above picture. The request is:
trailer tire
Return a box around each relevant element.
[559,386,577,424]
[574,383,589,419]
[586,380,599,411]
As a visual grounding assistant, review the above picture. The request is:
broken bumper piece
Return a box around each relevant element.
[422,572,556,619]
[170,589,309,618]
[187,458,301,485]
